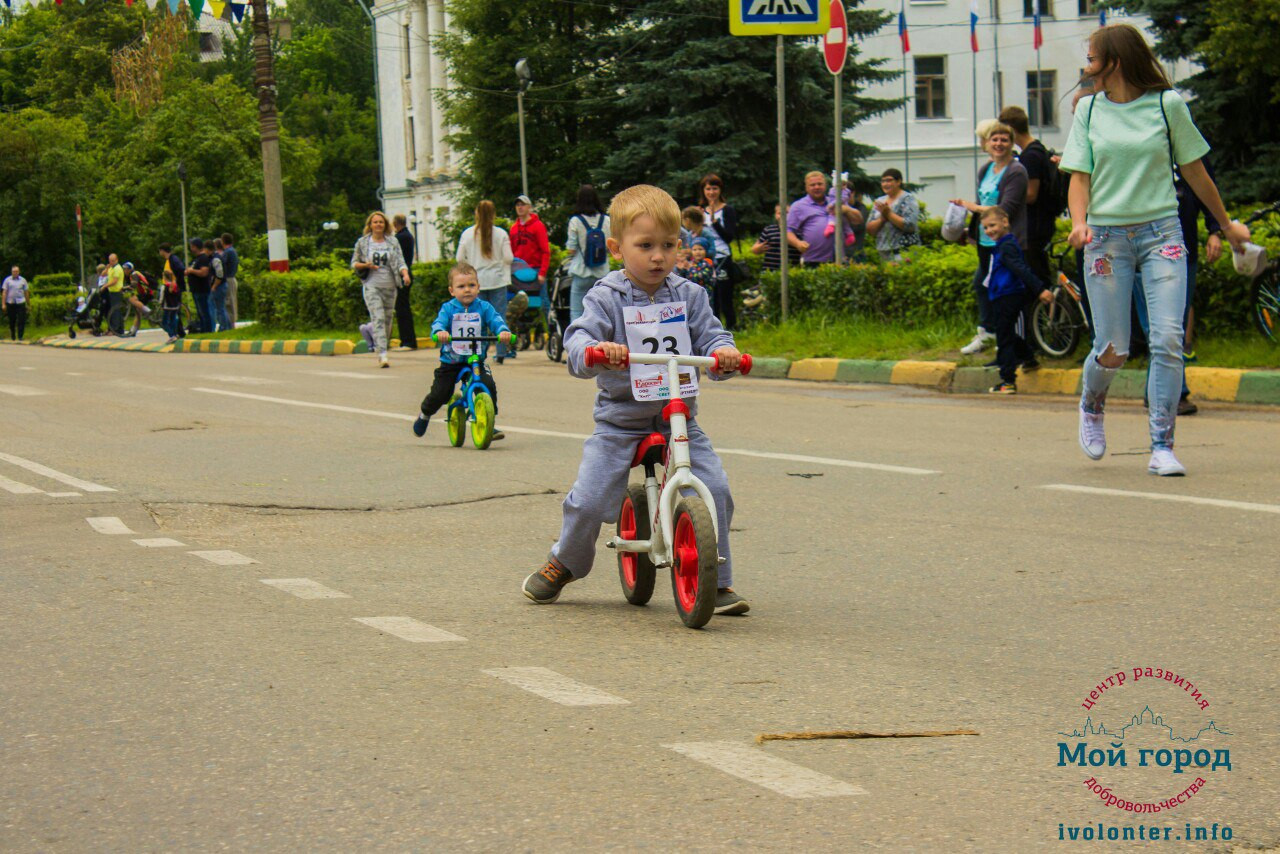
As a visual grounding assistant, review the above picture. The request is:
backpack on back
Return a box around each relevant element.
[576,214,608,267]
[1025,139,1069,218]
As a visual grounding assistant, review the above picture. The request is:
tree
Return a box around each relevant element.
[1113,0,1280,202]
[596,0,898,233]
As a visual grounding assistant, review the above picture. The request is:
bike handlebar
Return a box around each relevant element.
[433,334,501,343]
[584,347,752,375]
[1242,200,1280,226]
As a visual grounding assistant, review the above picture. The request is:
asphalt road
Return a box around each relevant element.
[2,343,1277,852]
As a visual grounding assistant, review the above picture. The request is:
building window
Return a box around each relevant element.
[407,117,417,170]
[1078,0,1097,14]
[198,32,218,54]
[1027,70,1057,127]
[914,56,947,119]
[403,25,411,78]
[1023,0,1052,16]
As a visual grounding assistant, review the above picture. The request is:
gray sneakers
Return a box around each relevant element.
[523,559,575,604]
[714,588,750,616]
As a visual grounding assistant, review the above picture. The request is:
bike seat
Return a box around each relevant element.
[630,433,667,469]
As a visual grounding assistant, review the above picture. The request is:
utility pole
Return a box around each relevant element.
[250,0,290,272]
[515,59,532,200]
[353,0,384,203]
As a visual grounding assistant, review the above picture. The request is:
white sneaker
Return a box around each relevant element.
[1148,448,1186,476]
[379,353,390,369]
[960,328,995,355]
[1078,408,1106,460]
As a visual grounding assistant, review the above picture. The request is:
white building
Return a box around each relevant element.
[853,1,1191,215]
[371,0,460,261]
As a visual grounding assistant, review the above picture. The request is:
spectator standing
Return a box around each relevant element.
[391,215,418,350]
[351,210,411,368]
[787,171,863,266]
[3,266,30,340]
[456,200,513,360]
[509,194,550,359]
[564,184,612,324]
[752,205,802,271]
[1002,106,1058,350]
[699,173,743,329]
[220,233,240,326]
[209,238,231,333]
[847,189,869,261]
[186,239,213,334]
[978,207,1052,394]
[105,253,126,335]
[951,123,1030,357]
[1062,23,1248,476]
[864,169,922,262]
[160,269,183,343]
[158,244,187,338]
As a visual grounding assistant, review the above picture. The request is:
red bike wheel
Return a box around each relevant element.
[670,497,717,628]
[617,484,655,605]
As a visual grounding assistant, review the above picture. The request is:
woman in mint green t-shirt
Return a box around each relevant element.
[1060,24,1249,478]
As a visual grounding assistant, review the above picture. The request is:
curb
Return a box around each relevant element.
[18,335,439,357]
[760,357,1280,407]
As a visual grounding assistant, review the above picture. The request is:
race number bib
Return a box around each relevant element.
[623,302,697,402]
[450,312,481,356]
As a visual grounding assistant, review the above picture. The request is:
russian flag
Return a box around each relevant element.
[1033,9,1044,50]
[898,6,910,54]
[970,0,980,52]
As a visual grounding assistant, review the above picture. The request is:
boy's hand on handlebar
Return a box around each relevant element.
[436,331,451,343]
[499,330,512,344]
[598,341,629,369]
[710,346,742,374]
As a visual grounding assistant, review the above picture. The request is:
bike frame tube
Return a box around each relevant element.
[656,356,719,562]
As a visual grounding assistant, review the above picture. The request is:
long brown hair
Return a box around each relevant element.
[474,200,495,258]
[1089,24,1172,95]
[697,173,725,208]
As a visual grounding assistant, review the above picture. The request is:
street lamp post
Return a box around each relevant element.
[515,58,532,200]
[408,212,420,262]
[177,161,190,264]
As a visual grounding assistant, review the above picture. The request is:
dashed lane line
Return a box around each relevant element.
[191,387,940,475]
[353,616,466,643]
[1042,484,1280,515]
[0,474,43,494]
[482,667,630,706]
[86,516,135,535]
[46,492,82,498]
[309,371,396,380]
[132,537,187,548]
[0,452,116,493]
[0,385,48,396]
[260,578,351,599]
[664,741,868,799]
[189,550,258,566]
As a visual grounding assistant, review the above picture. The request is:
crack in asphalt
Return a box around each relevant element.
[143,488,560,515]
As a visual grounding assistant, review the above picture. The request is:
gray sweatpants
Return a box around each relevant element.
[551,422,734,587]
[362,283,397,355]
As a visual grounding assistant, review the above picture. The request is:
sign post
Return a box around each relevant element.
[730,0,830,322]
[824,1,848,266]
[75,204,85,289]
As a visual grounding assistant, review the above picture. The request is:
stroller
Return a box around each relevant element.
[65,283,108,338]
[544,265,572,363]
[504,257,545,354]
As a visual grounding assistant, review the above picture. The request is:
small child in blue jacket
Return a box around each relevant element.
[981,207,1052,394]
[413,262,512,437]
[522,184,750,616]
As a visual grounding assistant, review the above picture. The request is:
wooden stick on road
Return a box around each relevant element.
[756,729,979,744]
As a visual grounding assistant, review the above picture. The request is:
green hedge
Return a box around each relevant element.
[249,261,455,331]
[31,273,75,296]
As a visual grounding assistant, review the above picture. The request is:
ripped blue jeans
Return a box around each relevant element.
[1081,215,1187,450]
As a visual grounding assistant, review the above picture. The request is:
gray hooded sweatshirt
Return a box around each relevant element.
[565,270,735,431]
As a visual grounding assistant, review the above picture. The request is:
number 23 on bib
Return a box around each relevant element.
[623,302,697,402]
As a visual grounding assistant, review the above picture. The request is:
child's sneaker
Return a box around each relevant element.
[823,222,835,238]
[523,558,575,603]
[715,588,750,615]
[412,413,429,437]
[359,323,375,351]
[988,382,1017,394]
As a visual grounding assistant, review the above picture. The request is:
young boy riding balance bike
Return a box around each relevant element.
[522,184,751,618]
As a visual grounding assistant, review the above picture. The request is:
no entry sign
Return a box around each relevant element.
[824,1,847,75]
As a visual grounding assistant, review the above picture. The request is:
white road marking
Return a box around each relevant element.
[0,474,43,494]
[0,385,49,396]
[132,537,187,548]
[65,372,85,377]
[0,452,115,493]
[260,578,350,599]
[1043,484,1280,515]
[482,667,629,706]
[188,550,258,566]
[18,366,35,371]
[353,616,466,643]
[201,375,283,386]
[46,492,82,498]
[664,741,868,799]
[191,388,937,474]
[86,516,135,535]
[310,371,395,380]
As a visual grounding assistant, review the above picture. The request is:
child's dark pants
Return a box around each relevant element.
[420,361,498,417]
[992,292,1034,384]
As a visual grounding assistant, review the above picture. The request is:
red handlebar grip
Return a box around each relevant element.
[739,354,753,375]
[586,346,628,367]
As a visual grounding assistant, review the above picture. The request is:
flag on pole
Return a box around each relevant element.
[189,0,204,16]
[970,0,980,52]
[1032,9,1044,50]
[898,4,910,54]
[167,0,179,13]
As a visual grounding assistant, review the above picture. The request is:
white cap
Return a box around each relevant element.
[1233,242,1268,277]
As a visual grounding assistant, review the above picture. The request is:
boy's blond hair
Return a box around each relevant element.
[608,185,681,241]
[448,261,478,286]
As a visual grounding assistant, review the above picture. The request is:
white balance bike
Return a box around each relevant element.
[584,346,753,628]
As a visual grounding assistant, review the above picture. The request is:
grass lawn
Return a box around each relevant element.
[186,324,360,341]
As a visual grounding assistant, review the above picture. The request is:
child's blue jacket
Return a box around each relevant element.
[431,297,510,363]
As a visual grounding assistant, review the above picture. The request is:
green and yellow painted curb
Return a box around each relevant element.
[754,356,1280,407]
[38,337,173,353]
[22,334,439,357]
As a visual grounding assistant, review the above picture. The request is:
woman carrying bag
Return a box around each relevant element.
[1062,24,1248,476]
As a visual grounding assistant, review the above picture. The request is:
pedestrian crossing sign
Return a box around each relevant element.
[730,0,829,35]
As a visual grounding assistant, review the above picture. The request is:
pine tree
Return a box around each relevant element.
[594,0,900,235]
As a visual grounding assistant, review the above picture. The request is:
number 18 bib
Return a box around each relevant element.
[623,301,697,402]
[450,312,481,356]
